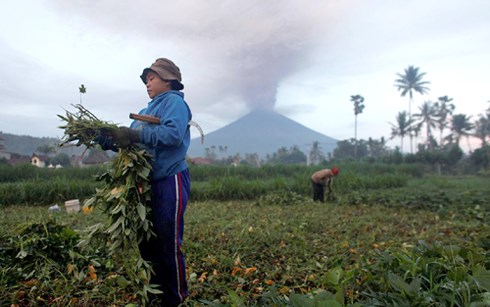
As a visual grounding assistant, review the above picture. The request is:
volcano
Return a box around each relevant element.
[187,109,337,159]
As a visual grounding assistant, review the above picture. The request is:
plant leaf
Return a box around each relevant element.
[137,204,147,221]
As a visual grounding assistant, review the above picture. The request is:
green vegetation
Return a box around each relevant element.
[82,148,159,304]
[0,163,489,305]
[0,163,421,206]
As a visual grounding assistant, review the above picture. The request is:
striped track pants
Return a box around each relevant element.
[139,169,190,305]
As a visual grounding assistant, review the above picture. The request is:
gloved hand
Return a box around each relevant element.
[94,129,118,152]
[112,126,140,148]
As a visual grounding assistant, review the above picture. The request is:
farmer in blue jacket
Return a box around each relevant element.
[99,58,191,306]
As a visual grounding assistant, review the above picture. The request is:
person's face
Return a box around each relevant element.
[145,71,170,99]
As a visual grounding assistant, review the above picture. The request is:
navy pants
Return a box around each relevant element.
[312,180,325,202]
[139,169,190,306]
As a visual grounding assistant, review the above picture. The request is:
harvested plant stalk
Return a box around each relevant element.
[58,104,118,147]
[58,104,160,302]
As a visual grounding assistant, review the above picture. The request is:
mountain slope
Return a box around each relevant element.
[2,109,338,159]
[188,109,337,158]
[1,133,85,157]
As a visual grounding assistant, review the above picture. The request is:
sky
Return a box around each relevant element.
[0,0,489,153]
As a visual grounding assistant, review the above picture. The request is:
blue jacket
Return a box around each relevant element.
[130,91,192,180]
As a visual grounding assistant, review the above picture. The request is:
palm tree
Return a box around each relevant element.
[433,96,455,147]
[394,65,430,153]
[351,94,365,159]
[450,114,474,151]
[412,122,423,151]
[308,141,324,165]
[413,101,438,151]
[389,111,412,153]
[36,144,56,156]
[367,137,387,158]
[473,115,489,147]
[79,84,87,104]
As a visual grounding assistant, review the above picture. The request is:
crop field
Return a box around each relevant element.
[0,163,489,306]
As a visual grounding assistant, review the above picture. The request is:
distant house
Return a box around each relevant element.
[70,155,83,167]
[31,154,48,168]
[81,150,111,167]
[8,153,31,165]
[0,151,10,160]
[0,149,10,160]
[0,132,11,160]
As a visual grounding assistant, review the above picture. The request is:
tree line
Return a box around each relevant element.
[4,77,488,173]
[201,65,489,173]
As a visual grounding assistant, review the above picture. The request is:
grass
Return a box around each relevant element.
[0,205,104,236]
[2,190,488,305]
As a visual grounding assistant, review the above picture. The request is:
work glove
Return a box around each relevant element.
[94,129,118,152]
[112,126,141,148]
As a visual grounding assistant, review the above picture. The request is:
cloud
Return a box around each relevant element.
[45,1,348,111]
[1,0,489,153]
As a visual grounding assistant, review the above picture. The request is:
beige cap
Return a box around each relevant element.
[140,58,184,89]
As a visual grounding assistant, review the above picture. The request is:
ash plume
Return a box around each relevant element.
[47,1,348,111]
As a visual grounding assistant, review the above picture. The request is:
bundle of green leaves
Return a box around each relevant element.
[58,104,160,302]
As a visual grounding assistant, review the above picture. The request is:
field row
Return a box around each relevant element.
[1,198,489,306]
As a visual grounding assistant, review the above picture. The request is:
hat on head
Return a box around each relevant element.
[140,58,184,90]
[331,166,340,176]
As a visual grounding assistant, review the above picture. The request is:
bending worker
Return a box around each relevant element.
[311,166,339,202]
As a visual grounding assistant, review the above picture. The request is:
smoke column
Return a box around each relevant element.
[47,0,347,111]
